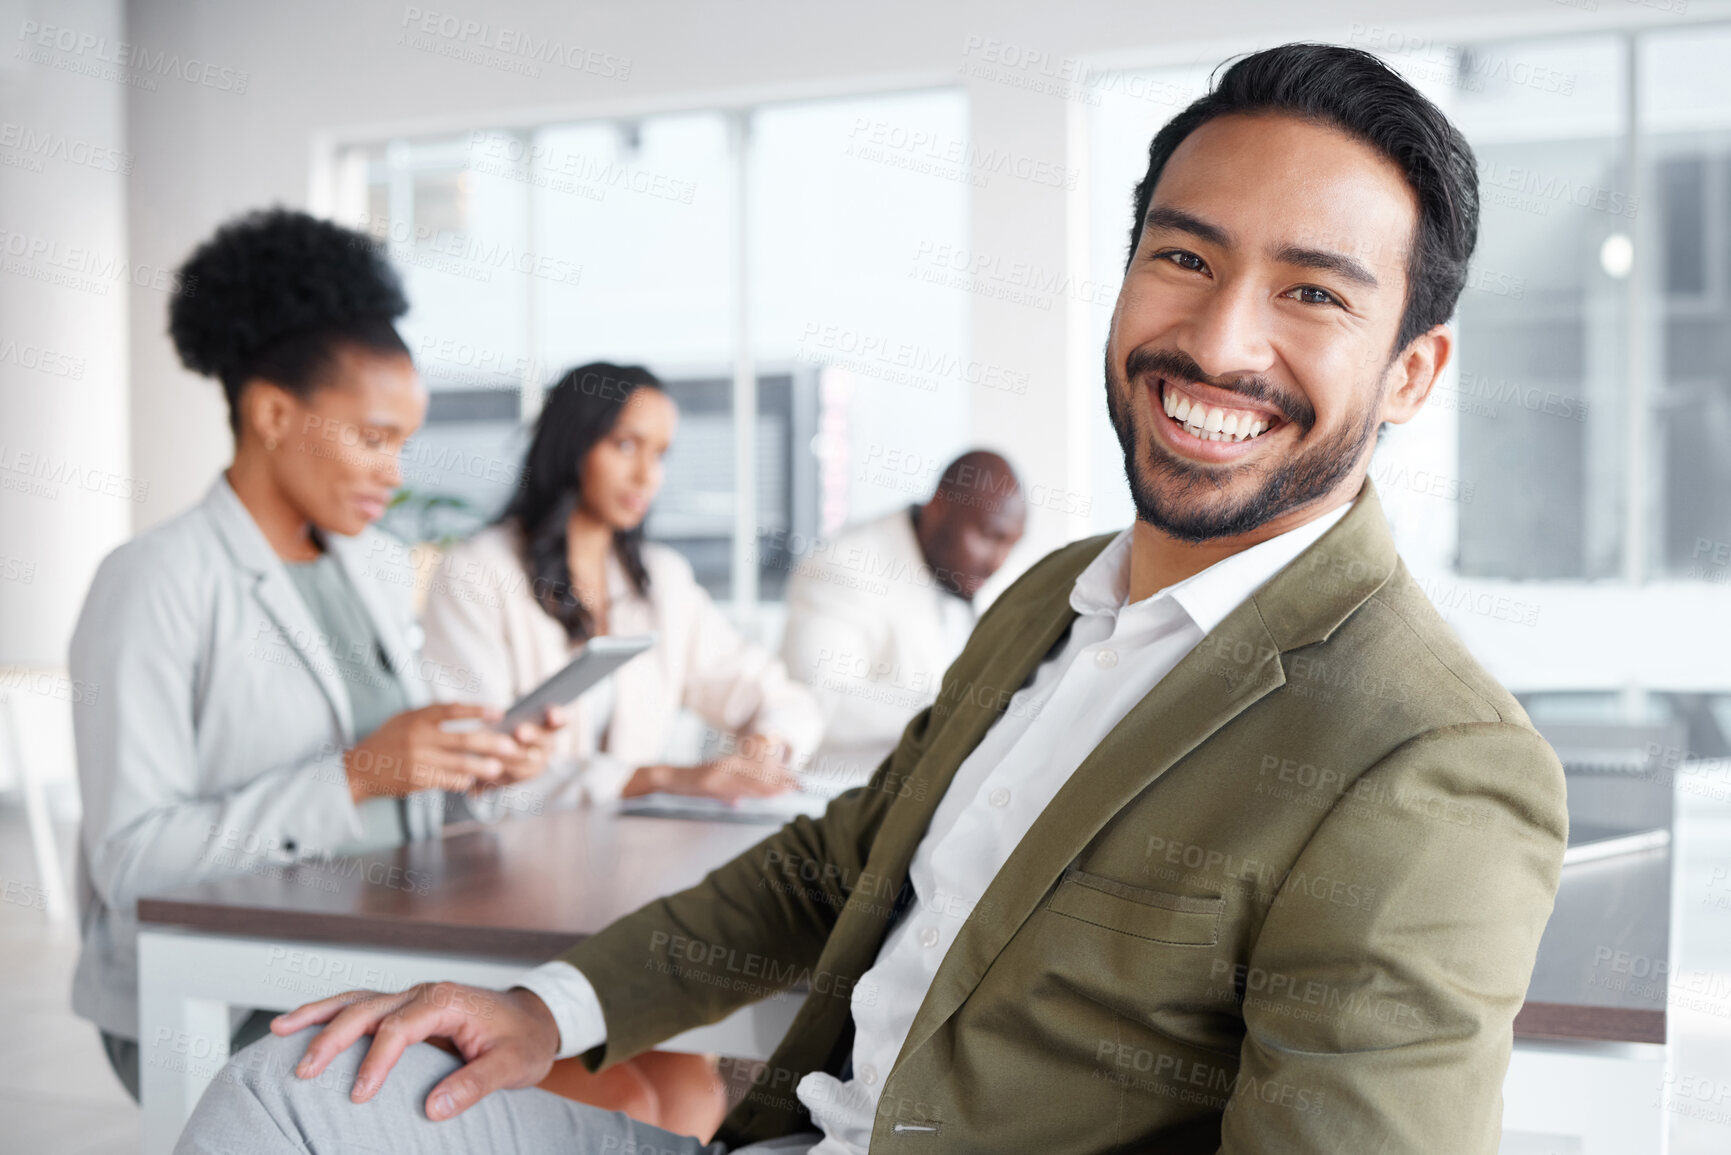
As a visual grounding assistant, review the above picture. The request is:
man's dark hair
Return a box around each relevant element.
[169,207,411,435]
[1126,43,1479,353]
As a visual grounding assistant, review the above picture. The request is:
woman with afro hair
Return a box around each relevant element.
[67,208,564,1101]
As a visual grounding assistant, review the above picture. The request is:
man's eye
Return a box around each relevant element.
[1157,250,1208,273]
[1289,285,1342,307]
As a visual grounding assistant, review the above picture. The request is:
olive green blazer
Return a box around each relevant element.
[560,483,1568,1153]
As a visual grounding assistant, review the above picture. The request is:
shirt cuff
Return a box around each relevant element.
[514,960,607,1060]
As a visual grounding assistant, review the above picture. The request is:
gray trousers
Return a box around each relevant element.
[173,1028,819,1155]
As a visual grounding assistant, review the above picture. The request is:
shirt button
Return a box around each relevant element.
[860,1064,878,1085]
[919,926,940,948]
[988,787,1011,808]
[1094,649,1118,668]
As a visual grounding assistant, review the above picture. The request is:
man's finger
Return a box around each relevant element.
[271,988,386,1035]
[350,1000,456,1104]
[294,990,417,1079]
[425,1048,524,1121]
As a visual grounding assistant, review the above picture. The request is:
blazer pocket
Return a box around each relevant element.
[1046,867,1224,946]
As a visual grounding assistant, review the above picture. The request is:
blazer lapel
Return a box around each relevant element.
[892,482,1401,1069]
[845,537,1105,934]
[204,477,355,742]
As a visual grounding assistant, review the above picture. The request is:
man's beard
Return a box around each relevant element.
[1105,345,1380,543]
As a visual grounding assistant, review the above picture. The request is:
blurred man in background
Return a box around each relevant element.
[779,450,1025,792]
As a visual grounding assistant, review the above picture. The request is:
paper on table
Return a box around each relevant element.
[615,791,831,824]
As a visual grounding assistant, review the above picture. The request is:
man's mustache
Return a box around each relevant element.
[1123,347,1314,432]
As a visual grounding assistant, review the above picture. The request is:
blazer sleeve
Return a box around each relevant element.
[71,546,362,918]
[665,553,824,760]
[550,696,937,1067]
[1216,722,1567,1154]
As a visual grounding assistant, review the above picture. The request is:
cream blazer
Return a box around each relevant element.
[419,524,823,812]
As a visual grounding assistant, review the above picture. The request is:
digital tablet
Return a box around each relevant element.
[494,634,655,731]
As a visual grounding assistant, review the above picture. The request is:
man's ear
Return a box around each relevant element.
[1379,323,1452,427]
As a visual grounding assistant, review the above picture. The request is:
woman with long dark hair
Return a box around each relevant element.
[419,363,822,1136]
[421,362,821,810]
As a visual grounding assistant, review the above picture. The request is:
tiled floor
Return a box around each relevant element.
[3,783,1728,1155]
[0,806,138,1154]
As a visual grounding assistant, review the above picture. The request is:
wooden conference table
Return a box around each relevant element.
[136,806,1672,1155]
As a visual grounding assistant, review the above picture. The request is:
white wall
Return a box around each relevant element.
[0,0,130,668]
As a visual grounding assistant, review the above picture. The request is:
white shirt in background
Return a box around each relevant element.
[779,508,979,795]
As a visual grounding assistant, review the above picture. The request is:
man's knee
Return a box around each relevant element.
[218,1027,459,1110]
[212,1027,341,1103]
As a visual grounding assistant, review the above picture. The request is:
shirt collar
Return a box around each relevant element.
[1069,499,1355,634]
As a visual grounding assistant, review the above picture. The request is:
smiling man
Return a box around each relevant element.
[178,44,1566,1155]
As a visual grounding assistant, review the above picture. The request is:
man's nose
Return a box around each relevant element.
[1179,279,1275,381]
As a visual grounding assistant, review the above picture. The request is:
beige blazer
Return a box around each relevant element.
[419,524,823,811]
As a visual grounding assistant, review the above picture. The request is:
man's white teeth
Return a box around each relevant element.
[1160,384,1270,443]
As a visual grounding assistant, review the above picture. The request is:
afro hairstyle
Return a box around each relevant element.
[168,207,411,433]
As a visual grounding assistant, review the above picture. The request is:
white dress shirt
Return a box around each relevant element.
[516,502,1352,1152]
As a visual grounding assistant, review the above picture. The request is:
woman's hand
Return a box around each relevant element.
[493,704,569,785]
[271,982,561,1121]
[624,733,799,801]
[344,703,526,802]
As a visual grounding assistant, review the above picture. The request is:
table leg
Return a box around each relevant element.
[138,931,237,1155]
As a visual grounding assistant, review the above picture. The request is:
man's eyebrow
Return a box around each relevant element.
[1142,206,1233,249]
[1270,243,1380,289]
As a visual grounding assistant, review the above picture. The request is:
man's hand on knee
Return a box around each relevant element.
[270,982,562,1121]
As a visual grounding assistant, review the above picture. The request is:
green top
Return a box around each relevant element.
[285,550,411,851]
